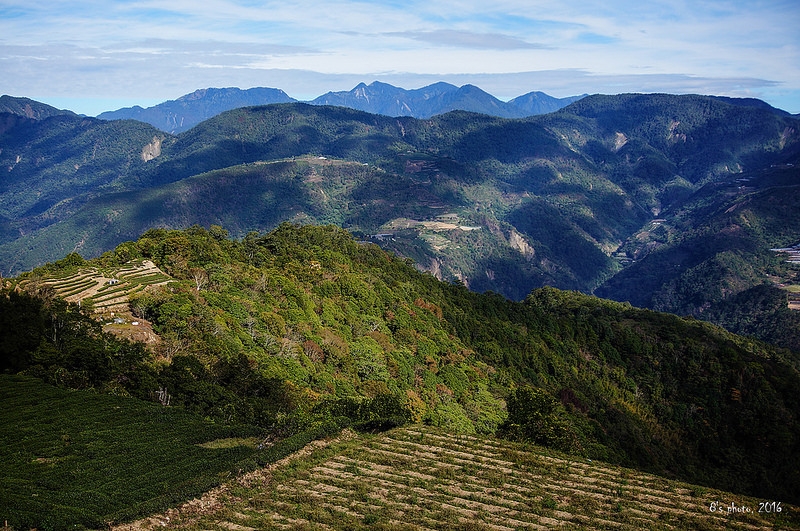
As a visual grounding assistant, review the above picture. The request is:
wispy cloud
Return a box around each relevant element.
[386,30,549,50]
[1,0,798,114]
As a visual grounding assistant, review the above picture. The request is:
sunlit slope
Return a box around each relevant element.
[126,426,799,531]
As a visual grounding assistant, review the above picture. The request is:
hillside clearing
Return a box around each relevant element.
[114,427,798,531]
[17,259,171,310]
[12,259,172,342]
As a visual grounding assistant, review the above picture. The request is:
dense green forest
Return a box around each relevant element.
[3,225,799,521]
[0,95,796,279]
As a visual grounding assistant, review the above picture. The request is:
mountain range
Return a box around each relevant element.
[95,82,585,134]
[1,91,799,352]
[2,88,800,526]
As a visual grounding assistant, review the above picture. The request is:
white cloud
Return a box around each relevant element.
[385,30,549,50]
[1,0,798,113]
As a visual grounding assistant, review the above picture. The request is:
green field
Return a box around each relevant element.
[0,375,263,530]
[119,427,800,531]
[2,376,799,531]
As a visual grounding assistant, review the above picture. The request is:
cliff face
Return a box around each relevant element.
[141,136,163,162]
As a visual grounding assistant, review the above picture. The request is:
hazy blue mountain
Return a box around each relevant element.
[309,81,575,118]
[97,87,296,133]
[507,91,587,115]
[97,83,585,130]
[309,81,440,116]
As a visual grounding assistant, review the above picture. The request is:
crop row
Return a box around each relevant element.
[94,282,135,296]
[150,427,787,530]
[120,269,168,280]
[0,375,268,531]
[55,280,98,298]
[44,273,97,289]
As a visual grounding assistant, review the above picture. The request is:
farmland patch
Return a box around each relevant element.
[123,426,797,530]
[14,259,172,342]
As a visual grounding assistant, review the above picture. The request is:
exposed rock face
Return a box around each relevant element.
[508,229,535,260]
[428,257,443,280]
[141,136,162,162]
[613,132,628,151]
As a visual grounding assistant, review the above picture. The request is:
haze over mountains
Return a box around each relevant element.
[95,82,586,134]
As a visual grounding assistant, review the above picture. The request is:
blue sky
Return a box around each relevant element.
[1,0,799,115]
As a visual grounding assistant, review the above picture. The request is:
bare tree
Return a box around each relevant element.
[191,267,208,292]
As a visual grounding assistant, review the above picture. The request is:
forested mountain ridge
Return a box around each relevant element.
[4,224,800,510]
[1,93,799,349]
[0,95,76,121]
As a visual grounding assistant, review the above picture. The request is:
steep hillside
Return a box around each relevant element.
[2,95,799,350]
[555,93,800,216]
[0,95,76,120]
[0,112,169,248]
[5,225,799,507]
[594,116,800,350]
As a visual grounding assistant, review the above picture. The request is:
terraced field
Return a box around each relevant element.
[116,427,798,530]
[18,260,171,312]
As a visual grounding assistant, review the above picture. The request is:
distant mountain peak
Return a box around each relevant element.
[308,82,572,119]
[179,88,212,101]
[98,87,296,133]
[95,82,586,132]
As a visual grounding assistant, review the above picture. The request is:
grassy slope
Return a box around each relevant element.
[0,375,262,530]
[116,426,800,531]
